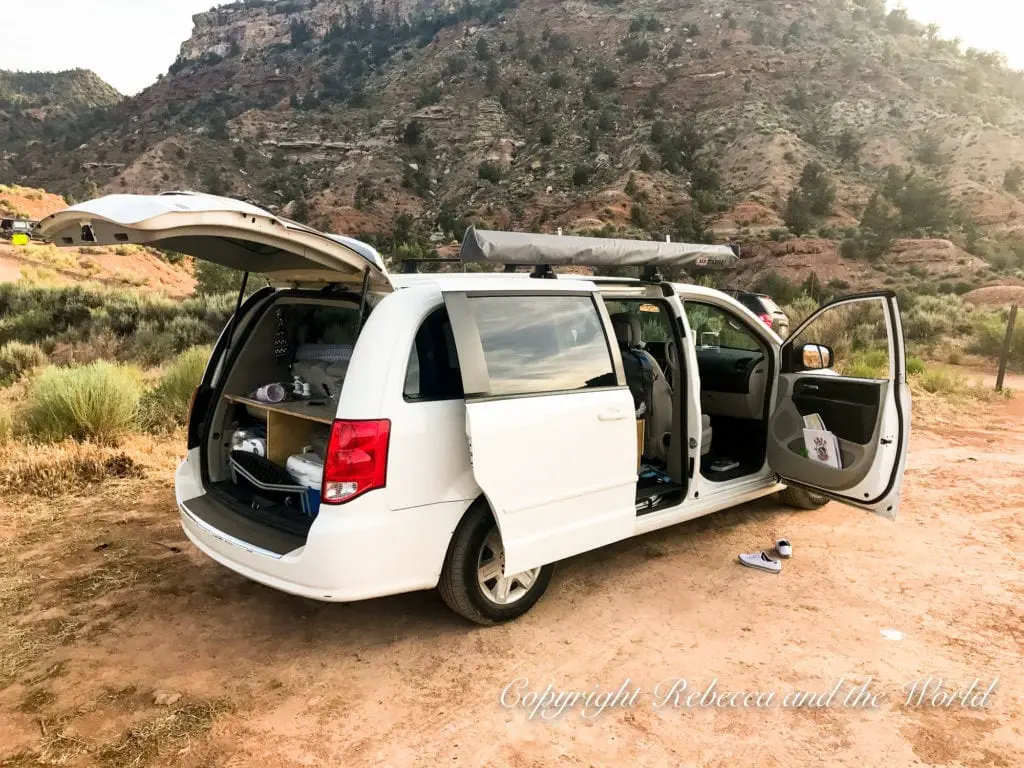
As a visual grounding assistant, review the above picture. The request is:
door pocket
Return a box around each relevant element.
[790,394,879,445]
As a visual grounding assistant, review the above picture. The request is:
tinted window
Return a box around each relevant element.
[468,295,617,396]
[404,308,464,401]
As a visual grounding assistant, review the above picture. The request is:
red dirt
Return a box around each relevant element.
[963,284,1024,308]
[0,243,196,297]
[0,186,67,220]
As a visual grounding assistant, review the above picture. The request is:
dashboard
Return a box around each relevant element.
[695,346,768,420]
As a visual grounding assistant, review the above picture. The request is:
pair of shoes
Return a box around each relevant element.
[737,540,793,574]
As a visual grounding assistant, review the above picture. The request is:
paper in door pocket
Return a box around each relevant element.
[803,428,842,469]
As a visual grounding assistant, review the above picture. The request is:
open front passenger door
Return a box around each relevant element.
[766,292,910,519]
[443,287,638,575]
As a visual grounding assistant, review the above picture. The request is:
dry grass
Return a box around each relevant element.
[56,545,155,602]
[0,441,143,497]
[97,699,230,768]
[18,687,57,713]
[0,618,83,691]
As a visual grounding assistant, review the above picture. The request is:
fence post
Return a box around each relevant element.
[996,304,1018,392]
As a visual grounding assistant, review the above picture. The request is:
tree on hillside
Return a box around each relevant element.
[894,174,952,233]
[857,192,897,259]
[799,161,836,216]
[836,128,863,165]
[915,133,946,166]
[195,261,243,295]
[784,189,813,236]
[1005,164,1024,194]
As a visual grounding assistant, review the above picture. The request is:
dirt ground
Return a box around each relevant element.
[1,393,1022,767]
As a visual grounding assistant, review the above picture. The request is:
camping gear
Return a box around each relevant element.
[287,453,324,516]
[229,451,318,517]
[775,539,792,559]
[254,383,286,404]
[460,226,740,270]
[738,551,781,574]
[292,343,352,400]
[230,426,268,457]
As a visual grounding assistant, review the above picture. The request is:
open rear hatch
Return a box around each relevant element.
[38,191,392,291]
[40,192,393,542]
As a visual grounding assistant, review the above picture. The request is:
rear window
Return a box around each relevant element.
[468,295,617,397]
[404,308,463,401]
[757,295,782,314]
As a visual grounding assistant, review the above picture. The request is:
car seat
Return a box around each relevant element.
[611,313,673,462]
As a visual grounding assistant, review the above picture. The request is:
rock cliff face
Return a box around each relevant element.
[6,0,1024,292]
[177,0,465,62]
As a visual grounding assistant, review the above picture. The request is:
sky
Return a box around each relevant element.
[0,0,1022,96]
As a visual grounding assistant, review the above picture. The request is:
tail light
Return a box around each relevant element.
[322,419,391,504]
[758,313,773,329]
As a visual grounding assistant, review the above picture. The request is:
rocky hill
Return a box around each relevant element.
[5,0,1024,292]
[0,69,121,158]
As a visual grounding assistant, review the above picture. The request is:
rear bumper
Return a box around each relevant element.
[175,453,470,602]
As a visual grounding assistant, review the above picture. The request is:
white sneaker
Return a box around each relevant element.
[775,539,793,559]
[738,551,781,574]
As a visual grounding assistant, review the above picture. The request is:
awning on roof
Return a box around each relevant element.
[460,226,739,270]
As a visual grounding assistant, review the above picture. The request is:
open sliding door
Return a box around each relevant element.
[443,288,638,575]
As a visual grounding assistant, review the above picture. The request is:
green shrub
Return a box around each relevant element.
[0,283,232,366]
[0,342,45,386]
[478,162,503,183]
[843,349,889,379]
[906,356,926,375]
[915,368,969,395]
[140,347,210,432]
[23,362,143,444]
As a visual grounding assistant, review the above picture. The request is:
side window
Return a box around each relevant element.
[685,302,763,352]
[789,298,891,380]
[404,308,464,401]
[468,294,617,396]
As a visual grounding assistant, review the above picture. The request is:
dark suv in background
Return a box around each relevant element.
[725,290,790,337]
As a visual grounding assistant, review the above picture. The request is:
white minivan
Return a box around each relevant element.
[41,193,910,624]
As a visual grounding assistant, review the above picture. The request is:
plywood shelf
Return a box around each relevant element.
[224,394,335,425]
[224,394,335,466]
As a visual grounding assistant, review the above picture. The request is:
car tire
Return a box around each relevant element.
[438,501,554,626]
[778,486,830,510]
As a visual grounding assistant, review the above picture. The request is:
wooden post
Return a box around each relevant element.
[996,304,1018,392]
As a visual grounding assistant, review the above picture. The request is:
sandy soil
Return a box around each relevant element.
[0,243,196,297]
[1,399,1022,767]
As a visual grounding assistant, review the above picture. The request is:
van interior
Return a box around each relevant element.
[606,297,772,502]
[683,301,771,483]
[602,299,688,514]
[203,296,363,537]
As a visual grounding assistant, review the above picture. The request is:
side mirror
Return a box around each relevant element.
[799,343,833,370]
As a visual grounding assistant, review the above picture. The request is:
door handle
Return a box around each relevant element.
[598,410,631,422]
[801,384,819,392]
